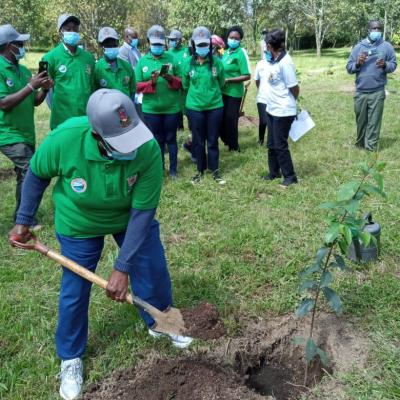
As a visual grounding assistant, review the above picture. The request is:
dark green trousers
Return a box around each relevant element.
[354,90,385,151]
[0,142,34,219]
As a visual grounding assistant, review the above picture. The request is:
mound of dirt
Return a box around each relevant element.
[84,357,263,400]
[182,301,226,340]
[83,313,370,400]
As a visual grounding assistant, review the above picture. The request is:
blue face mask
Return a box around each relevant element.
[150,45,164,56]
[11,45,25,60]
[102,140,137,160]
[196,46,209,58]
[169,40,177,48]
[264,50,273,62]
[227,38,240,49]
[63,31,80,46]
[104,47,119,60]
[130,38,138,48]
[369,31,382,42]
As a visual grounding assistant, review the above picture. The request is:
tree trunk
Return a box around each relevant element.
[384,8,387,39]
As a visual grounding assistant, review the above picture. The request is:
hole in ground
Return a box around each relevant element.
[245,347,327,399]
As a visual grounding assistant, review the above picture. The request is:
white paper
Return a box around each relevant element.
[289,110,315,142]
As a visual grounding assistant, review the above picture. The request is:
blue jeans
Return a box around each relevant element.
[187,107,223,173]
[55,220,172,360]
[143,112,180,174]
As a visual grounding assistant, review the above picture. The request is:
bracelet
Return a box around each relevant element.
[26,83,34,92]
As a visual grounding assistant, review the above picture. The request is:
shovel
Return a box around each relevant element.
[10,236,187,336]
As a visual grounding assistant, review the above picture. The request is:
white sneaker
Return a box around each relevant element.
[148,329,193,349]
[59,358,83,400]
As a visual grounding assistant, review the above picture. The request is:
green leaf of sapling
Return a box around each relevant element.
[322,287,342,314]
[306,337,318,364]
[295,298,315,318]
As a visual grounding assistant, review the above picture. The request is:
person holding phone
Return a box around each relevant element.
[0,24,53,221]
[181,26,226,185]
[135,25,182,179]
[94,27,136,98]
[346,20,397,151]
[42,14,95,130]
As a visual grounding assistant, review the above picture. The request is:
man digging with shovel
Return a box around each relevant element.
[9,89,193,400]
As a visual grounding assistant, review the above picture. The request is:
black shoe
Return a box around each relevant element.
[279,178,298,188]
[191,173,203,185]
[212,172,226,185]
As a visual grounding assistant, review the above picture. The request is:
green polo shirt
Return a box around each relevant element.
[30,116,163,238]
[135,52,180,114]
[181,56,225,111]
[94,57,136,97]
[221,47,250,98]
[167,46,190,77]
[0,56,35,147]
[42,44,95,130]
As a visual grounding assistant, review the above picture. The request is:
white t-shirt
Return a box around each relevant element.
[262,53,298,117]
[254,59,269,104]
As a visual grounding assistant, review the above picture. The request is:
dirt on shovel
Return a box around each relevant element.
[181,301,226,340]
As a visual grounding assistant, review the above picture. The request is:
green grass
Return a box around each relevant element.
[1,48,400,399]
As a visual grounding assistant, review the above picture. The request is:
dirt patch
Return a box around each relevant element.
[84,356,263,400]
[0,168,14,181]
[182,301,226,340]
[83,313,370,400]
[239,115,259,127]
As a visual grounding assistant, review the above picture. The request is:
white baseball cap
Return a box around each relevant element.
[0,24,30,46]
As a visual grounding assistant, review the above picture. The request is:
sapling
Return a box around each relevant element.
[294,160,386,385]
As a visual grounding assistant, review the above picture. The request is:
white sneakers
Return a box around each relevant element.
[148,329,193,349]
[59,358,83,400]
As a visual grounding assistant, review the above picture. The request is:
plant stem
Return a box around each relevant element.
[303,169,371,386]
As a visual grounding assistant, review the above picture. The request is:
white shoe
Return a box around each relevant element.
[148,329,193,349]
[59,358,83,400]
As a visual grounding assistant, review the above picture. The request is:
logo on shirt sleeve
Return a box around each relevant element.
[100,79,108,87]
[71,178,87,193]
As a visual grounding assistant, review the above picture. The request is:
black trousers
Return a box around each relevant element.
[220,95,241,151]
[257,102,268,144]
[266,112,297,182]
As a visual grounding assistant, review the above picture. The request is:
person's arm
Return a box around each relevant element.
[226,48,251,84]
[289,85,300,99]
[281,60,299,99]
[0,71,50,112]
[130,67,137,97]
[383,45,397,73]
[217,59,226,89]
[346,44,364,74]
[254,62,261,89]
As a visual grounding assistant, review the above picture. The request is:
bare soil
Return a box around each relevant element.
[83,312,370,400]
[239,115,259,127]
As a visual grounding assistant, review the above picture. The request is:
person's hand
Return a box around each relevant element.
[41,77,54,91]
[161,73,173,83]
[29,71,50,90]
[106,270,129,302]
[356,52,367,67]
[151,71,159,85]
[9,224,33,245]
[376,58,386,69]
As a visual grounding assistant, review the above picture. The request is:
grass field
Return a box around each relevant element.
[1,48,400,399]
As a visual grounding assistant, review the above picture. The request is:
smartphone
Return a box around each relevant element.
[38,61,49,74]
[160,64,169,75]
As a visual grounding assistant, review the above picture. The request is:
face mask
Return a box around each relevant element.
[130,38,138,48]
[369,31,382,42]
[104,47,119,60]
[150,45,164,56]
[227,38,240,49]
[63,31,80,46]
[11,45,25,60]
[264,50,273,62]
[196,46,209,58]
[102,139,137,160]
[169,40,177,48]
